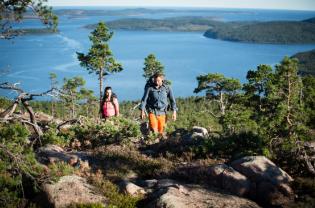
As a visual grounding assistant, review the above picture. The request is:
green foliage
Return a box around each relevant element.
[194,73,242,116]
[67,203,104,208]
[292,49,315,76]
[165,97,221,133]
[1,0,58,39]
[222,104,258,135]
[302,75,315,128]
[194,132,269,159]
[77,21,123,114]
[90,177,139,208]
[243,64,273,109]
[0,96,12,109]
[95,145,172,179]
[105,16,218,32]
[260,57,305,139]
[42,125,71,147]
[194,73,241,94]
[143,54,164,80]
[70,117,141,147]
[192,57,312,163]
[0,122,44,207]
[204,20,315,44]
[48,162,75,182]
[60,76,96,119]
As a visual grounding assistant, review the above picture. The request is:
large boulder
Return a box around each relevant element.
[35,112,54,125]
[192,126,209,137]
[36,145,78,165]
[207,164,250,197]
[183,126,209,142]
[231,156,294,206]
[43,175,107,208]
[36,145,90,170]
[147,180,260,208]
[119,180,146,196]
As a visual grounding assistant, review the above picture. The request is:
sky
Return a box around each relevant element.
[48,0,315,11]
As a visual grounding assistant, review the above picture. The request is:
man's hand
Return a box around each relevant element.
[172,111,177,121]
[141,110,146,120]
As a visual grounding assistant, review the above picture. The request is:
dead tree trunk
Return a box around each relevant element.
[0,82,57,137]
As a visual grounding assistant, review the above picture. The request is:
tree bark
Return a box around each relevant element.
[22,100,36,124]
[99,68,103,118]
[0,100,19,119]
[219,92,225,115]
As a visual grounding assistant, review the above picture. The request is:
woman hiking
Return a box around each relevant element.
[101,86,119,119]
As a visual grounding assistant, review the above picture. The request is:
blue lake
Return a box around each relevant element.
[1,7,315,101]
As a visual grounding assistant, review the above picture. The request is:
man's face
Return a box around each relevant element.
[154,76,163,87]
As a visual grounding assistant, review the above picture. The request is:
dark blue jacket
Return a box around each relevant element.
[140,84,177,115]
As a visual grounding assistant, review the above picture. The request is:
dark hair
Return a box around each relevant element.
[153,72,164,79]
[105,86,112,92]
[102,86,116,103]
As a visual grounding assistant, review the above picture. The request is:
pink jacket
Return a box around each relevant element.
[102,98,119,118]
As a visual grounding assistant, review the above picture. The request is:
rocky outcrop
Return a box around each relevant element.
[173,156,294,207]
[207,164,250,196]
[191,126,209,139]
[147,179,260,208]
[119,180,146,196]
[43,175,107,208]
[36,144,90,170]
[182,126,209,142]
[231,156,294,206]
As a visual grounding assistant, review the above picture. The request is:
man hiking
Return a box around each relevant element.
[140,73,177,135]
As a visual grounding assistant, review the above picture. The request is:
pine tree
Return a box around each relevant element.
[270,57,304,138]
[243,64,273,112]
[77,22,123,117]
[61,76,85,119]
[143,54,164,80]
[80,88,97,117]
[245,57,305,139]
[0,0,58,39]
[302,75,315,128]
[194,73,242,116]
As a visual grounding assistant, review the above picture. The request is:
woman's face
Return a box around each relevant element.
[105,89,112,98]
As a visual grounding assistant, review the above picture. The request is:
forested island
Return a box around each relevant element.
[292,49,315,75]
[53,8,179,18]
[86,16,217,32]
[86,16,315,44]
[9,7,315,44]
[204,19,315,44]
[12,28,58,36]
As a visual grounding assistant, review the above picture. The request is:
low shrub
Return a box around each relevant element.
[0,122,45,207]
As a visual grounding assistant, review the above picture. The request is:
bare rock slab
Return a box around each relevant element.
[208,164,250,197]
[43,175,106,208]
[149,182,260,208]
[231,156,294,206]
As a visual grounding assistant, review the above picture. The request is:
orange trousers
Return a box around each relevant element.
[149,113,166,134]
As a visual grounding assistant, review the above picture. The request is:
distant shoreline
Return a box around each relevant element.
[50,6,315,12]
[83,16,315,44]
